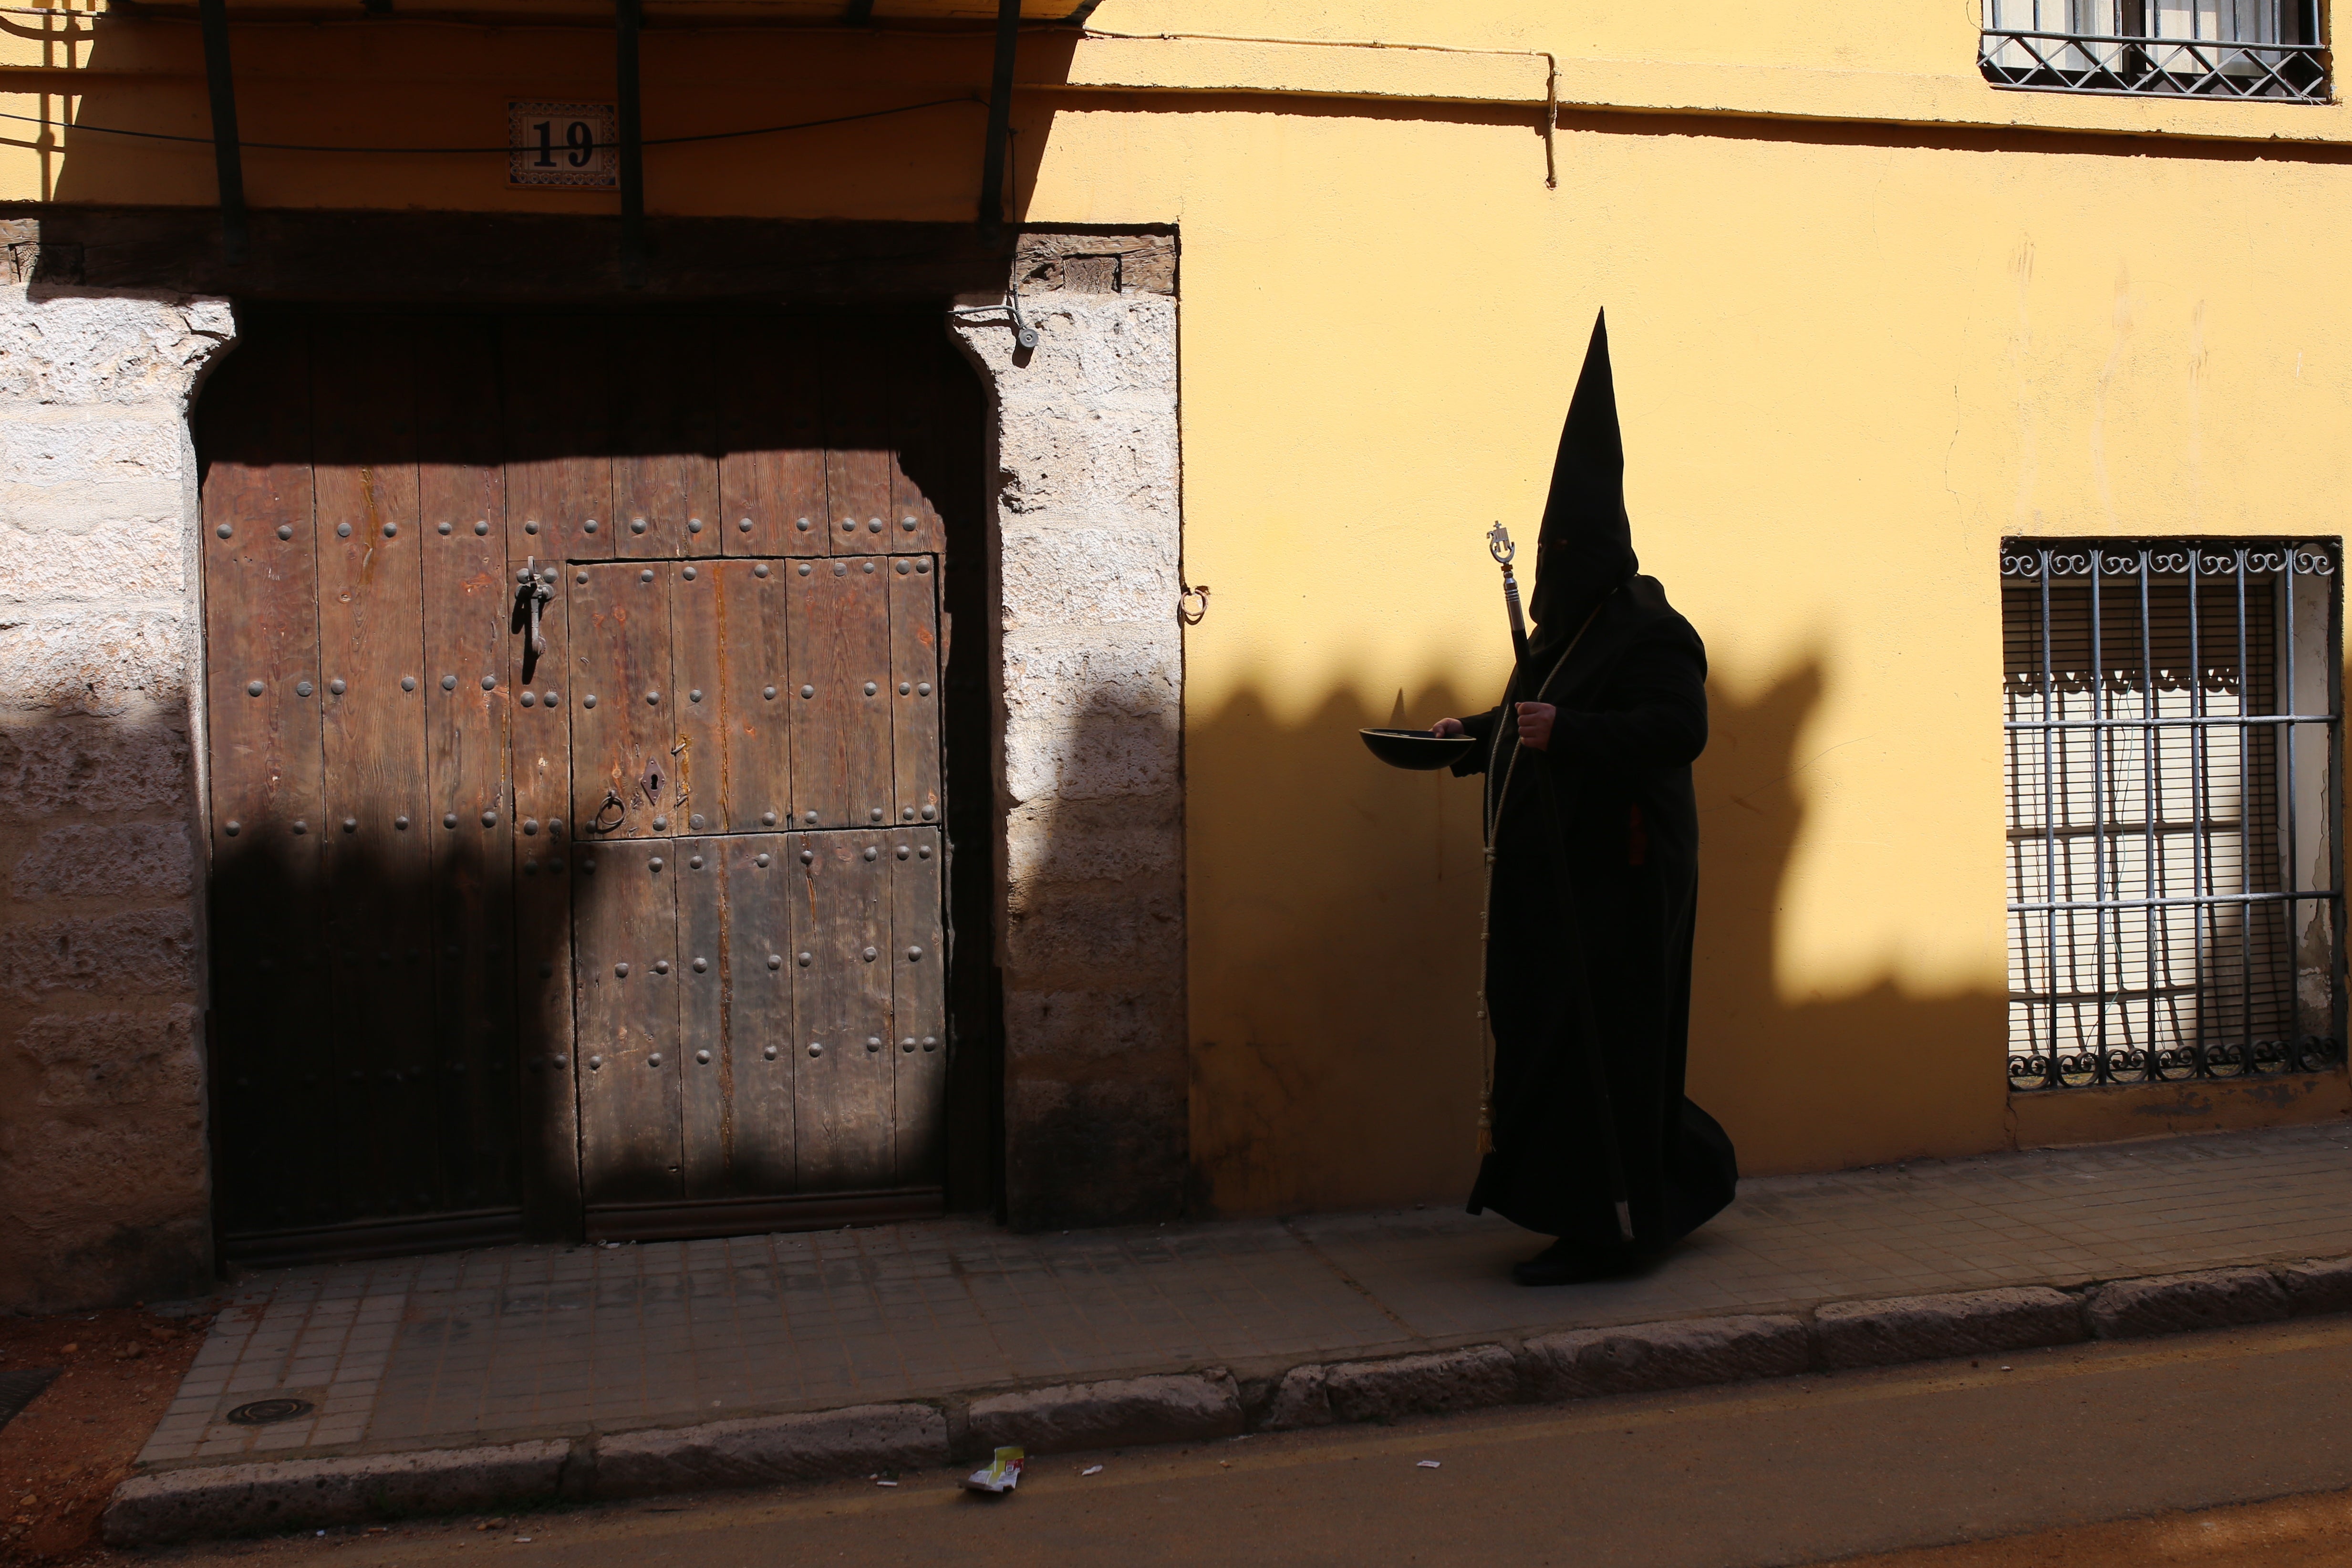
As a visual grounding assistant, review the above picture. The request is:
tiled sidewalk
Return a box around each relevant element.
[140,1122,2352,1471]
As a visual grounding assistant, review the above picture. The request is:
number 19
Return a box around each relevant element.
[530,119,597,169]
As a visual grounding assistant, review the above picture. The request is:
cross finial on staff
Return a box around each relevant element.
[1489,523,1529,665]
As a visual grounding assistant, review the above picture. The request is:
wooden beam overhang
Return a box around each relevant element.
[975,0,1016,245]
[133,1,1092,20]
[616,0,645,285]
[96,0,1094,270]
[195,0,247,264]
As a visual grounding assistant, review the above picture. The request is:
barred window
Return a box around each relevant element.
[2003,541,2344,1090]
[1980,0,2327,101]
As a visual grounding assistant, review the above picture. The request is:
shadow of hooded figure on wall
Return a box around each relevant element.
[1432,311,1739,1286]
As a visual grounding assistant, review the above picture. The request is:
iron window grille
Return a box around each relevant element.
[1980,0,2328,101]
[2003,540,2344,1090]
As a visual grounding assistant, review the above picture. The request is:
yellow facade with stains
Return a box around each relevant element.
[5,0,2345,1222]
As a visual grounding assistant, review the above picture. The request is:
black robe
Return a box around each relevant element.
[1454,574,1738,1249]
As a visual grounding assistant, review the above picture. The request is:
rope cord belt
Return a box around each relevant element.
[1473,590,1629,1245]
[1473,601,1599,1147]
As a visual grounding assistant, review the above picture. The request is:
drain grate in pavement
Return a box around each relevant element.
[0,1368,61,1434]
[224,1398,315,1426]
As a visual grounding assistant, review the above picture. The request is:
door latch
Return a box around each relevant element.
[514,558,553,665]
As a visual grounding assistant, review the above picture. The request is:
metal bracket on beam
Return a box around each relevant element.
[976,0,1019,247]
[196,0,246,265]
[617,0,646,288]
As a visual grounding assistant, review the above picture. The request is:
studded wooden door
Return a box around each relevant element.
[562,553,947,1234]
[199,311,959,1261]
[202,318,532,1262]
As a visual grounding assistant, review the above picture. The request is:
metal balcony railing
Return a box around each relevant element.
[1979,28,2330,100]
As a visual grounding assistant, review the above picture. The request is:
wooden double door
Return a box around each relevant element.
[199,310,967,1261]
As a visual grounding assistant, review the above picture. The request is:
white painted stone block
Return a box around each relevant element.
[13,820,195,900]
[0,609,188,715]
[1004,714,1179,808]
[0,289,229,408]
[1003,296,1179,400]
[0,417,186,488]
[1003,634,1182,721]
[952,258,1185,1226]
[1001,536,1180,627]
[0,520,187,603]
[999,410,1181,519]
[0,904,197,999]
[0,717,191,817]
[15,1004,200,1108]
[1005,809,1181,886]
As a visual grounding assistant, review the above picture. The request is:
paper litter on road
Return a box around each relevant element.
[1081,1465,1104,1476]
[964,1447,1026,1495]
[1417,1460,1441,1469]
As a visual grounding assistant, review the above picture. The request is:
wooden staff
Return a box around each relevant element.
[1477,534,1633,1244]
[1488,522,1530,666]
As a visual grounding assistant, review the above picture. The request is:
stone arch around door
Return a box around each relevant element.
[195,307,990,1260]
[949,235,1187,1231]
[0,220,1184,1298]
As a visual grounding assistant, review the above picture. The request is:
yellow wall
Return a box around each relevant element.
[7,0,2347,1212]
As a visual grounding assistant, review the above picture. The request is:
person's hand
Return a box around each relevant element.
[1430,717,1466,738]
[1515,701,1556,752]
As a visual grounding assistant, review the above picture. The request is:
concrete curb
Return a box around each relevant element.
[1524,1313,1810,1397]
[967,1371,1243,1454]
[1322,1345,1522,1425]
[2279,1255,2352,1317]
[106,1251,2352,1545]
[594,1403,949,1499]
[2084,1265,2291,1338]
[103,1440,571,1546]
[1814,1287,2083,1370]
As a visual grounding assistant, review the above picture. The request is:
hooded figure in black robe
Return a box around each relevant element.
[1432,312,1738,1285]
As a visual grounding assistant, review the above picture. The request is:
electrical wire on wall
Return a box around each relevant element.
[1071,25,1560,188]
[0,16,1563,186]
[0,94,981,155]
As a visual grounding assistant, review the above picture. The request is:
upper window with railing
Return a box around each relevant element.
[1981,1,2328,102]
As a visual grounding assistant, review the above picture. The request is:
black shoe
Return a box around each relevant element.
[1510,1240,1635,1287]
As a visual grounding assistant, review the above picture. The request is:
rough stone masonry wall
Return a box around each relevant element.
[0,224,1178,1295]
[0,236,234,1308]
[951,234,1187,1228]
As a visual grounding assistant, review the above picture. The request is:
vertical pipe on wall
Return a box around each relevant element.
[617,0,645,288]
[196,0,246,266]
[977,0,1021,246]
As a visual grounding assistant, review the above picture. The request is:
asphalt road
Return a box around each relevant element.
[154,1315,2352,1568]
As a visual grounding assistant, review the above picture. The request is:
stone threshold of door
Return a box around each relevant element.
[218,1188,948,1267]
[103,1252,2352,1546]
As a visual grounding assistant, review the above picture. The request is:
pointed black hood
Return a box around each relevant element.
[1525,311,1637,667]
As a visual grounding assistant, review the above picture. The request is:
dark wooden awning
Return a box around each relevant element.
[173,0,1089,16]
[191,0,1084,268]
